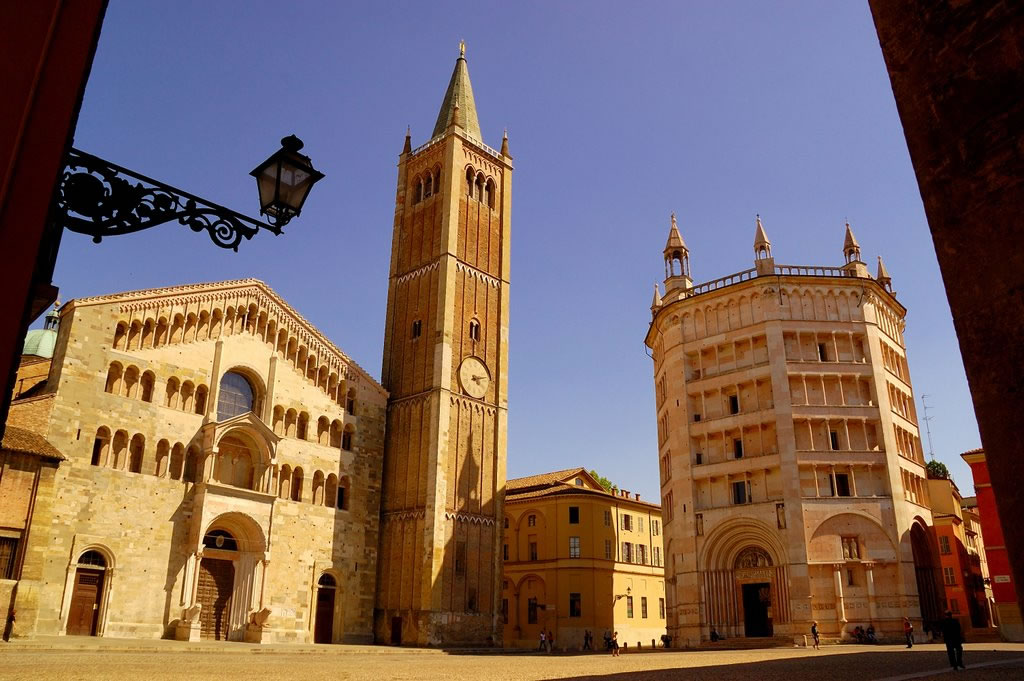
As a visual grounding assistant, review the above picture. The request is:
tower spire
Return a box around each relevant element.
[843,220,862,263]
[402,126,412,154]
[876,255,893,292]
[663,212,692,294]
[432,42,482,140]
[753,214,772,260]
[651,282,663,313]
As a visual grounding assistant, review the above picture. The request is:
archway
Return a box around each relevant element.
[910,521,943,626]
[314,573,336,643]
[699,519,790,639]
[66,550,108,636]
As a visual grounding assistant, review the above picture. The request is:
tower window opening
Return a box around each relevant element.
[475,174,484,201]
[835,473,851,497]
[424,173,433,198]
[729,395,739,415]
[830,431,840,450]
[733,438,744,459]
[466,167,474,197]
[818,343,828,362]
[411,319,422,339]
[468,319,480,342]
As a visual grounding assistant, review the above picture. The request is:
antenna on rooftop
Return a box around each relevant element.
[921,394,936,461]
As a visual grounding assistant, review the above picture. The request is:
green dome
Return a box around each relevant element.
[23,328,57,359]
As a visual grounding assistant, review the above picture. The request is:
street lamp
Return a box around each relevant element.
[614,587,632,603]
[54,135,324,251]
[250,135,324,227]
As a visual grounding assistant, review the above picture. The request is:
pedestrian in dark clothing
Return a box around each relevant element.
[903,617,914,648]
[810,621,820,650]
[940,611,965,670]
[582,630,592,651]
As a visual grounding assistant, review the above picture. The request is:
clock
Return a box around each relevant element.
[458,356,490,399]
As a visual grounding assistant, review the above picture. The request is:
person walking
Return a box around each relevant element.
[582,630,592,651]
[940,610,965,670]
[903,617,914,648]
[611,631,620,657]
[547,629,555,653]
[810,620,820,650]
[538,630,546,652]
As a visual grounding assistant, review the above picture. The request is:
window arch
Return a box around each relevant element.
[183,445,200,483]
[424,173,433,198]
[104,362,123,394]
[203,529,238,551]
[466,167,475,197]
[346,389,356,415]
[181,381,195,412]
[342,425,355,452]
[485,179,495,209]
[297,412,310,440]
[325,474,338,508]
[218,371,255,420]
[140,371,155,403]
[111,430,128,470]
[123,365,140,399]
[78,550,107,568]
[475,173,485,201]
[468,319,481,342]
[278,464,292,499]
[113,323,127,350]
[317,416,330,445]
[155,439,170,477]
[91,427,111,467]
[194,384,208,415]
[169,443,185,480]
[312,471,325,505]
[291,467,304,502]
[272,405,285,435]
[165,377,180,409]
[128,434,145,474]
[330,419,343,448]
[337,475,350,510]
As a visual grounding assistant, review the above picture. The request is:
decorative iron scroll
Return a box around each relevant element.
[55,148,279,251]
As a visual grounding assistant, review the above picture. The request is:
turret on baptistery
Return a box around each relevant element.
[841,221,870,277]
[663,213,692,296]
[753,214,775,275]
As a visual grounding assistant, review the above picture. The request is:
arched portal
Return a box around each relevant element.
[699,519,790,639]
[911,521,943,626]
[66,550,109,636]
[183,513,268,642]
[314,573,337,643]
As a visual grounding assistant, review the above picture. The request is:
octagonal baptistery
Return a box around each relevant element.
[645,216,940,646]
[10,279,387,643]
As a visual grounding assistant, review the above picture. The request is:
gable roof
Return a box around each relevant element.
[63,278,386,397]
[1,425,64,461]
[506,467,661,509]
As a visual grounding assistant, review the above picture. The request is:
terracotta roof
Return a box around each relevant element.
[961,447,984,456]
[508,467,587,490]
[506,480,662,510]
[1,425,64,461]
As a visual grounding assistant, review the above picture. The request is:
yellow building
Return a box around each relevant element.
[502,468,666,650]
[646,216,940,645]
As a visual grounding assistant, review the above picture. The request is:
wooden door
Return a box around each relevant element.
[313,586,335,643]
[66,569,103,636]
[197,558,234,641]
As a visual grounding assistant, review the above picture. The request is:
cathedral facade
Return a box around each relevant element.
[6,279,387,643]
[647,216,941,645]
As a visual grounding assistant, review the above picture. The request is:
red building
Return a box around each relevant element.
[962,448,1023,641]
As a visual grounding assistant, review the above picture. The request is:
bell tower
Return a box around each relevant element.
[375,44,512,646]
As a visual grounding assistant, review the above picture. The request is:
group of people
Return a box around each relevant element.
[536,629,555,653]
[811,611,965,671]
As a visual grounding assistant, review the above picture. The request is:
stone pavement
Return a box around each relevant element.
[0,640,1022,680]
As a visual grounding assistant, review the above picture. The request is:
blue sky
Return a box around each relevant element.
[49,1,981,499]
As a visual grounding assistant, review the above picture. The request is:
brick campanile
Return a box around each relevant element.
[374,43,512,646]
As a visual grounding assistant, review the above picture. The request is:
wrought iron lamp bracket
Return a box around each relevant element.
[54,148,281,252]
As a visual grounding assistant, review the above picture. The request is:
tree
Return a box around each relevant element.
[589,469,614,493]
[926,460,950,480]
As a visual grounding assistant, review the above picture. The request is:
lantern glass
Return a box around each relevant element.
[251,135,324,225]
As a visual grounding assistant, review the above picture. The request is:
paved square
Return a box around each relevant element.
[1,642,1023,681]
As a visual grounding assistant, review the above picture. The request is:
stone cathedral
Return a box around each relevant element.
[0,46,510,647]
[374,43,512,646]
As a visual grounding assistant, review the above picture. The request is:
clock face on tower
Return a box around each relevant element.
[458,356,490,399]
